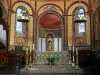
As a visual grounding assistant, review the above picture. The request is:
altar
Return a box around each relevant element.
[33,51,69,65]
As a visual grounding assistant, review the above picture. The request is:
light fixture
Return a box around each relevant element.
[74,0,87,23]
[17,7,29,22]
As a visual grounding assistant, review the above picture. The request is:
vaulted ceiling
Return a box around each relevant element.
[39,13,62,29]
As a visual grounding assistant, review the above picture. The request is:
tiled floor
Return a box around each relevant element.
[0,66,15,74]
[0,65,100,75]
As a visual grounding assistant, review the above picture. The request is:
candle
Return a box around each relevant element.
[76,48,78,56]
[26,47,28,54]
[73,46,74,52]
[69,44,71,50]
[33,44,34,50]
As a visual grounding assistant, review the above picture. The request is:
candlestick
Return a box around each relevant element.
[69,45,71,50]
[29,48,32,67]
[25,47,29,70]
[76,48,78,56]
[73,46,74,52]
[69,50,72,64]
[72,46,75,67]
[76,48,79,69]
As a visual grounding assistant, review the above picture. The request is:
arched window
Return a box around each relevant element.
[16,6,29,37]
[73,7,86,37]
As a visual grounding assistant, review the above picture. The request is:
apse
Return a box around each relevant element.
[39,13,62,29]
[38,13,63,52]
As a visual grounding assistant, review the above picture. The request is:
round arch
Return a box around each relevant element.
[37,11,64,52]
[12,2,33,15]
[10,2,34,48]
[67,2,90,46]
[37,11,64,28]
[37,4,63,16]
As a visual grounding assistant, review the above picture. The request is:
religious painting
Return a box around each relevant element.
[16,37,25,46]
[76,37,84,45]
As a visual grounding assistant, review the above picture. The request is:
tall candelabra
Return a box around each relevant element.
[72,46,75,67]
[29,48,32,67]
[76,48,79,69]
[15,46,22,70]
[69,46,72,64]
[25,47,29,70]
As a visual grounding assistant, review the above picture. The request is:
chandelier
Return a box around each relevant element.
[17,7,29,22]
[74,0,87,23]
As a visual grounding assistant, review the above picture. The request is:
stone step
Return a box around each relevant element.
[20,64,83,74]
[30,64,74,69]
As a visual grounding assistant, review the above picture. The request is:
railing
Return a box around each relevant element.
[33,51,69,65]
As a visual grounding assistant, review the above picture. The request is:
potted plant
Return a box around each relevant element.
[47,53,55,65]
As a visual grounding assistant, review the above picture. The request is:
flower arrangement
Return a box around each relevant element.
[47,53,55,65]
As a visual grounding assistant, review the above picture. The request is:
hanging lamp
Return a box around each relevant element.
[17,7,29,22]
[74,0,87,23]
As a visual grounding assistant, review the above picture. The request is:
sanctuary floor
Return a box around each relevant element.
[0,65,99,75]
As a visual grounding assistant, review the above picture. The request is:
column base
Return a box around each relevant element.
[24,65,29,70]
[72,62,75,67]
[75,65,79,69]
[29,63,32,68]
[69,60,72,64]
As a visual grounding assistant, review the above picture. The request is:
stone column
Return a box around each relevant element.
[7,10,12,49]
[34,16,37,51]
[64,15,68,50]
[68,16,73,47]
[89,10,94,49]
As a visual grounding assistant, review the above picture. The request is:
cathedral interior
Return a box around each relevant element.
[0,0,100,74]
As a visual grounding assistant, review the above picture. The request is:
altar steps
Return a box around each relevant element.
[20,64,83,74]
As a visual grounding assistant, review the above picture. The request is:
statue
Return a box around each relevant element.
[48,40,53,51]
